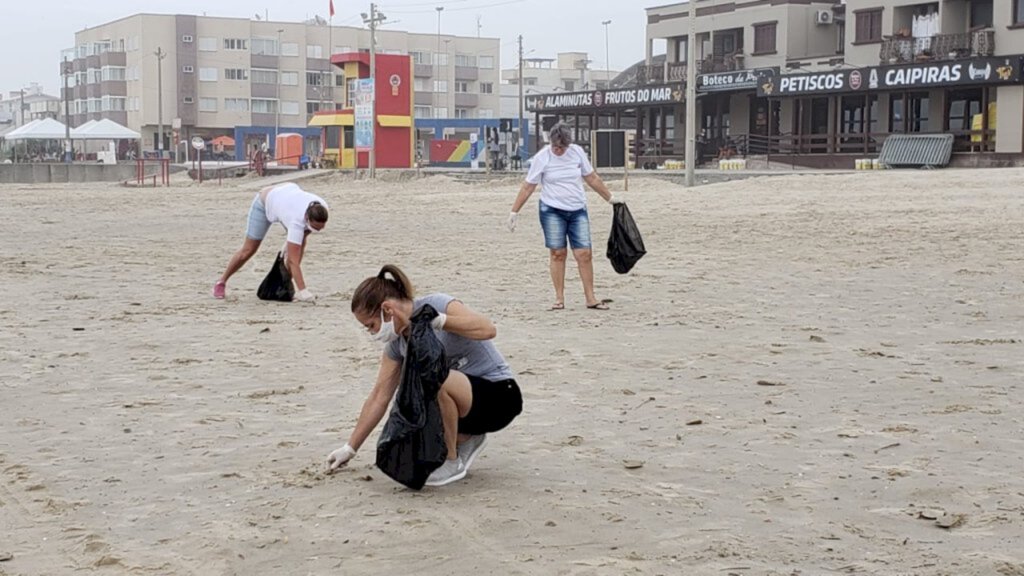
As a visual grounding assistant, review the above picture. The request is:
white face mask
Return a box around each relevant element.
[371,309,400,344]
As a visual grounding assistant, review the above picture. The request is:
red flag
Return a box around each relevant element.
[329,0,335,17]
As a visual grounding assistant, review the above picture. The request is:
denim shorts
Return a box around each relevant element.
[245,195,272,240]
[538,201,592,250]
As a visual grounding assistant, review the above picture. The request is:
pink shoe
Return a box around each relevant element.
[212,281,226,299]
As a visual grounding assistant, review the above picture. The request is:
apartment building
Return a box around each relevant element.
[0,84,61,127]
[636,0,1024,164]
[61,13,501,152]
[502,52,621,92]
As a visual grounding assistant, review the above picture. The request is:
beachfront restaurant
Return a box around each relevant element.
[753,55,1024,166]
[525,84,685,167]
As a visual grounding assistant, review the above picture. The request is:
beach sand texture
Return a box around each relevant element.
[1,169,1022,575]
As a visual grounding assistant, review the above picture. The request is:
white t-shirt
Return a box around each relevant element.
[525,144,595,211]
[263,182,329,245]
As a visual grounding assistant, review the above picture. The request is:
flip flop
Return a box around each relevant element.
[550,302,565,311]
[586,301,610,310]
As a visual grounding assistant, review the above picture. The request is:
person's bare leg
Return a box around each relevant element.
[437,371,473,460]
[218,237,262,284]
[549,248,568,308]
[573,248,601,306]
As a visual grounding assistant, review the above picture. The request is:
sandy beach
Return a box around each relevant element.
[1,168,1023,575]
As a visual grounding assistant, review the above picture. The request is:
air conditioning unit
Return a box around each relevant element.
[816,10,834,25]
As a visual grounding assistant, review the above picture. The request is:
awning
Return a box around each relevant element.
[377,115,412,128]
[308,113,354,127]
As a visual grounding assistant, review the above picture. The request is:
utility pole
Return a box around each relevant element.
[684,0,697,187]
[363,4,386,178]
[435,6,444,118]
[63,57,72,163]
[19,89,26,126]
[155,47,166,155]
[476,15,482,38]
[518,34,524,159]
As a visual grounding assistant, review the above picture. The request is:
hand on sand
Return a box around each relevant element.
[326,443,357,473]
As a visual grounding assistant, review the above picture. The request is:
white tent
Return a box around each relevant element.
[4,118,69,140]
[72,118,141,140]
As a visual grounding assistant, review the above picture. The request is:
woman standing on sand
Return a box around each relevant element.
[326,265,522,487]
[507,122,620,310]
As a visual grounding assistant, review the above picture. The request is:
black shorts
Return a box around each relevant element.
[458,376,522,436]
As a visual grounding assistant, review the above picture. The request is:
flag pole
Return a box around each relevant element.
[328,0,335,111]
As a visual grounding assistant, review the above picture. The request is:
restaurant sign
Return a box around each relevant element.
[698,67,779,93]
[756,56,1024,97]
[526,84,683,112]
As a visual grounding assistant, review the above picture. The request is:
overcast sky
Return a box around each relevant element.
[1,0,653,95]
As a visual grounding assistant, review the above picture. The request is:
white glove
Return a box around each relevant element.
[326,443,357,472]
[294,288,316,303]
[608,194,624,205]
[431,313,447,331]
[506,212,519,232]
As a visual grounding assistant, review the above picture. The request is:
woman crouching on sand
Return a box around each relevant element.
[326,265,522,487]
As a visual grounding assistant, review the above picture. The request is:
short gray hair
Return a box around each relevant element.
[549,123,573,148]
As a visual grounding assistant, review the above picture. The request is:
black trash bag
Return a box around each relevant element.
[256,252,295,302]
[606,202,647,274]
[375,304,450,490]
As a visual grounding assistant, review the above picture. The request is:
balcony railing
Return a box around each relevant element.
[638,55,744,85]
[879,30,994,65]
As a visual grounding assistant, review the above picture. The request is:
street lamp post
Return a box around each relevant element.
[602,20,612,86]
[275,28,283,160]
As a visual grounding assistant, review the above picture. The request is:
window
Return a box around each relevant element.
[199,68,218,82]
[434,80,448,93]
[306,71,327,86]
[434,52,448,66]
[946,89,983,132]
[414,105,431,118]
[307,45,324,58]
[182,35,194,43]
[478,55,494,69]
[89,69,102,84]
[225,98,249,112]
[251,69,279,84]
[455,81,470,93]
[101,96,126,111]
[890,92,930,132]
[1015,0,1024,24]
[970,0,993,27]
[335,74,346,87]
[479,82,493,94]
[198,37,217,52]
[433,107,447,118]
[251,38,278,56]
[252,98,278,114]
[182,65,194,74]
[563,80,575,91]
[307,101,323,115]
[224,38,248,51]
[478,109,493,118]
[347,78,358,107]
[183,96,194,104]
[855,9,883,44]
[199,98,217,112]
[753,22,777,54]
[281,71,299,86]
[454,108,471,119]
[455,54,475,67]
[524,77,537,86]
[281,42,299,57]
[281,101,300,115]
[225,68,249,81]
[101,66,126,81]
[414,78,430,92]
[411,51,431,65]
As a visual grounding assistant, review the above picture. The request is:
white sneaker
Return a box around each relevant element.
[457,434,488,471]
[424,458,467,487]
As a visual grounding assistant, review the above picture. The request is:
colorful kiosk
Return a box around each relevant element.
[308,52,414,169]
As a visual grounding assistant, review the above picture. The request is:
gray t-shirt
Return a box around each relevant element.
[385,293,514,382]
